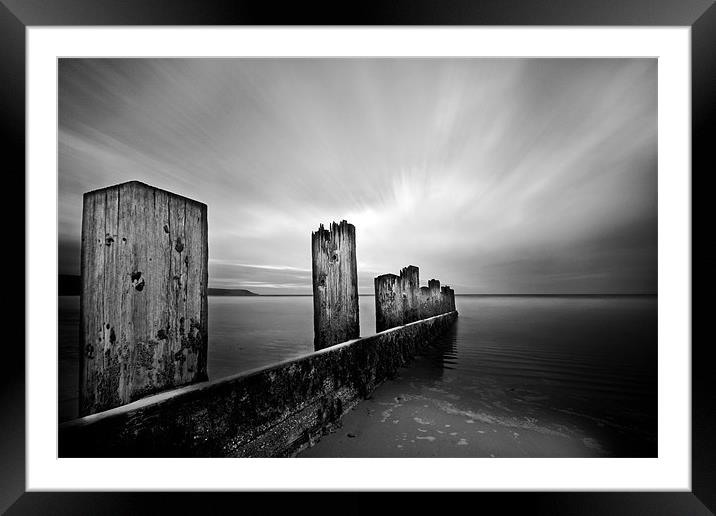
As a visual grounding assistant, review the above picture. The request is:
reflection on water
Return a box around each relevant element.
[59,294,657,458]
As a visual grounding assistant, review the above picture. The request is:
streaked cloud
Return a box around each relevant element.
[59,58,656,294]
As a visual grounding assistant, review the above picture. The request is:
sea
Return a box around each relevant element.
[58,294,657,457]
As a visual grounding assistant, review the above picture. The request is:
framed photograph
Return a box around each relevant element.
[7,0,712,513]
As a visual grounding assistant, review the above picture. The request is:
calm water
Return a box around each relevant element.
[58,295,657,457]
[401,295,656,456]
[58,295,375,422]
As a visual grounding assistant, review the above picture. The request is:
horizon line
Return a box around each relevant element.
[219,292,658,297]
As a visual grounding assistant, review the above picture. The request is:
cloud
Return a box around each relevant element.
[58,58,657,294]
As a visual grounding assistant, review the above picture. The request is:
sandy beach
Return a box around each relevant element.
[300,354,617,458]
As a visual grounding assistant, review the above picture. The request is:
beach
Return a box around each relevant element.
[59,295,657,458]
[302,295,657,457]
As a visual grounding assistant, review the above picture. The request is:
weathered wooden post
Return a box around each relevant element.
[447,287,456,312]
[79,181,208,416]
[375,274,403,332]
[441,286,452,314]
[399,265,420,324]
[376,266,457,330]
[312,220,359,350]
[428,279,441,317]
[418,286,431,319]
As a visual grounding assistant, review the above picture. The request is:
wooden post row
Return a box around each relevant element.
[375,268,456,333]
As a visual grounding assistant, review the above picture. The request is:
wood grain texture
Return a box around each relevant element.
[311,220,359,351]
[79,181,208,416]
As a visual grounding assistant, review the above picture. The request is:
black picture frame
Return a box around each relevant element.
[5,0,712,513]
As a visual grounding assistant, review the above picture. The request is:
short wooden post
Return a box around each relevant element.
[375,274,402,332]
[418,287,431,319]
[399,265,420,324]
[441,286,451,314]
[447,287,456,312]
[428,279,441,317]
[311,220,359,350]
[79,181,208,416]
[376,267,456,329]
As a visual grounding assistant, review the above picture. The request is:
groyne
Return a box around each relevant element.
[59,311,457,457]
[61,180,458,456]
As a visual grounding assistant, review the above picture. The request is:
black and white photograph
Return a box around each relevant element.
[3,0,711,510]
[3,0,711,511]
[56,57,659,459]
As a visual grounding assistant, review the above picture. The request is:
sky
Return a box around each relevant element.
[58,58,657,295]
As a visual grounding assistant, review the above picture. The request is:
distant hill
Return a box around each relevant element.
[58,275,258,297]
[207,288,258,296]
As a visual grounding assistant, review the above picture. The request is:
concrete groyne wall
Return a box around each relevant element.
[59,311,458,458]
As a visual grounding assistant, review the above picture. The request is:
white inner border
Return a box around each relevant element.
[27,27,691,491]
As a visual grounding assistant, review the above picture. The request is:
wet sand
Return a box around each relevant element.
[300,355,614,457]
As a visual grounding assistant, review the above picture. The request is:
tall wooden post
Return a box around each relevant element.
[311,220,359,350]
[79,181,208,416]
